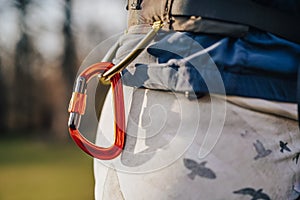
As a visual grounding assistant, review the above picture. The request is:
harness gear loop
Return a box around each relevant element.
[100,21,163,84]
[68,21,163,160]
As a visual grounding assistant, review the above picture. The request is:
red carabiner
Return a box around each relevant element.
[68,62,125,160]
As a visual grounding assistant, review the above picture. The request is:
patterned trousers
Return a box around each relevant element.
[94,86,300,200]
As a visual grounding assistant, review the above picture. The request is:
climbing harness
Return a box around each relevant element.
[68,21,163,160]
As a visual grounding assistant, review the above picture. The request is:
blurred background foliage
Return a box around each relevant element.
[0,0,126,199]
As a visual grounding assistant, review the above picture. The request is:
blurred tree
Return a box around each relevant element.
[62,0,78,92]
[0,57,7,131]
[0,0,123,138]
[13,0,38,130]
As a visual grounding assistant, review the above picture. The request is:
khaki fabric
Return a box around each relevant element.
[226,96,297,121]
[95,87,300,200]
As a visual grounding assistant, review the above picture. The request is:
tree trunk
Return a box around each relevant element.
[62,0,78,92]
[0,58,7,131]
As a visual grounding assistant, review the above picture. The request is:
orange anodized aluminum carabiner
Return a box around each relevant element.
[68,62,125,160]
[67,21,163,160]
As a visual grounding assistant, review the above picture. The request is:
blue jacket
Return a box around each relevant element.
[122,28,300,103]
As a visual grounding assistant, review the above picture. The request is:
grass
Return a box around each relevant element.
[0,137,94,200]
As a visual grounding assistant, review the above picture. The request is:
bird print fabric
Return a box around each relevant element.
[253,140,272,160]
[183,158,216,180]
[97,88,300,200]
[280,141,291,153]
[233,188,271,200]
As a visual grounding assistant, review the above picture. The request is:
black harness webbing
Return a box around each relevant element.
[297,65,300,129]
[171,0,300,44]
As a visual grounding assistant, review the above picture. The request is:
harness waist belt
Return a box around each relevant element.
[128,0,300,43]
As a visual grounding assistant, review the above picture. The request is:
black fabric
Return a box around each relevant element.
[170,0,300,44]
[297,65,300,128]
